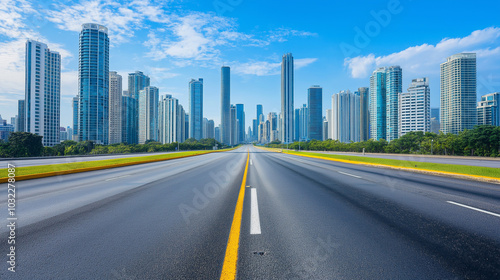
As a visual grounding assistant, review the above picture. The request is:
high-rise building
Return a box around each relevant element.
[268,112,278,142]
[207,120,215,139]
[77,23,109,145]
[158,94,178,144]
[252,119,258,141]
[440,53,477,134]
[477,92,500,126]
[236,104,245,143]
[25,40,61,146]
[16,100,25,132]
[308,86,322,140]
[256,104,263,122]
[72,96,78,141]
[0,115,14,142]
[431,108,440,120]
[326,109,332,140]
[230,104,238,145]
[399,78,431,137]
[215,126,221,142]
[332,90,360,143]
[299,104,308,141]
[358,87,369,141]
[370,67,387,140]
[138,86,159,143]
[385,66,402,141]
[128,71,150,100]
[294,108,300,141]
[322,117,329,141]
[109,71,122,144]
[189,78,203,140]
[281,53,294,143]
[121,91,138,144]
[221,66,231,144]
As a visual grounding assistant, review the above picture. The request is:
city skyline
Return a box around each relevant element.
[1,0,500,130]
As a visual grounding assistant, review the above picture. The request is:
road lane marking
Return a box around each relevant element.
[446,201,500,218]
[250,188,261,235]
[104,175,131,181]
[220,152,250,280]
[250,159,253,165]
[338,171,361,178]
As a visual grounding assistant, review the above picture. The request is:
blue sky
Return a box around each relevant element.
[1,0,500,129]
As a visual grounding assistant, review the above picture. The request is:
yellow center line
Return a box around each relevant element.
[220,150,250,280]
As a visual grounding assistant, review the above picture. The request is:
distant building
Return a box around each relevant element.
[326,109,332,140]
[358,87,369,141]
[308,86,322,140]
[440,53,477,134]
[230,105,238,145]
[207,120,215,139]
[189,78,203,140]
[221,66,231,144]
[109,71,122,144]
[332,90,360,143]
[399,78,431,137]
[16,100,25,132]
[298,104,308,141]
[25,39,61,146]
[385,66,402,141]
[121,92,138,144]
[236,104,245,143]
[281,53,294,143]
[477,92,500,126]
[0,115,14,141]
[322,117,329,141]
[60,127,68,142]
[128,71,150,100]
[72,96,79,141]
[215,126,221,142]
[370,67,387,140]
[138,86,159,143]
[159,94,181,144]
[431,107,440,120]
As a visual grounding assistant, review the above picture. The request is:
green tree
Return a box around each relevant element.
[8,132,43,157]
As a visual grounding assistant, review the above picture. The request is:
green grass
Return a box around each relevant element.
[284,150,500,179]
[0,150,226,178]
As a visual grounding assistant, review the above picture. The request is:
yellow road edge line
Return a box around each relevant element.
[0,148,237,184]
[220,151,250,280]
[257,146,500,182]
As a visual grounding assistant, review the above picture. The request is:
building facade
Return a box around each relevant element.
[109,71,122,144]
[440,53,477,134]
[189,78,203,140]
[25,40,61,146]
[236,104,245,143]
[369,67,387,140]
[308,86,322,140]
[385,66,402,141]
[17,100,25,132]
[121,92,138,144]
[281,53,294,143]
[221,66,231,144]
[477,92,500,126]
[332,90,360,143]
[399,78,431,137]
[138,86,159,143]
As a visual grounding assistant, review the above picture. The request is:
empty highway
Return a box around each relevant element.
[1,145,499,279]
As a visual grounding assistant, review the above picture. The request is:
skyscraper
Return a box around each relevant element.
[370,67,387,140]
[158,94,179,144]
[221,66,231,144]
[299,104,308,141]
[230,104,238,145]
[25,40,61,146]
[77,23,109,145]
[236,104,245,143]
[109,71,122,144]
[72,96,78,141]
[477,92,500,126]
[326,109,332,140]
[308,86,322,140]
[16,100,25,133]
[331,90,360,143]
[281,53,294,143]
[440,53,477,134]
[256,104,263,122]
[189,78,203,140]
[138,86,159,143]
[385,66,402,141]
[399,78,431,137]
[294,108,300,141]
[121,92,138,144]
[128,71,150,100]
[358,87,369,141]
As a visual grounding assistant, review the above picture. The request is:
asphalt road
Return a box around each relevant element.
[1,145,499,279]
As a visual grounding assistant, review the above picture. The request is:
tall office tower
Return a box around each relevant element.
[17,100,25,132]
[25,40,61,146]
[158,94,178,144]
[370,67,387,140]
[399,78,431,137]
[236,104,245,143]
[385,66,402,141]
[331,90,360,143]
[358,87,369,141]
[221,66,231,144]
[138,86,159,144]
[184,114,189,140]
[66,126,73,138]
[267,112,278,142]
[294,108,300,141]
[230,104,238,145]
[441,53,477,134]
[430,107,440,134]
[72,97,78,141]
[128,71,150,100]
[326,109,332,140]
[215,126,221,142]
[247,126,252,142]
[177,105,186,143]
[207,120,215,139]
[256,104,263,123]
[78,23,109,145]
[11,117,17,132]
[252,119,258,141]
[203,118,208,138]
[121,92,138,144]
[477,92,500,126]
[281,53,294,143]
[308,86,322,140]
[109,71,122,144]
[189,78,203,140]
[299,104,308,141]
[431,108,440,120]
[322,117,329,141]
[0,115,14,141]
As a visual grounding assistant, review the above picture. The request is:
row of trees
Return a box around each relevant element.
[0,132,227,158]
[265,125,500,157]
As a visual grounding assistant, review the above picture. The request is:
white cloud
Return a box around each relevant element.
[344,27,500,78]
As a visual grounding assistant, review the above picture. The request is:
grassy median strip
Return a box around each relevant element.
[0,150,231,182]
[281,150,500,179]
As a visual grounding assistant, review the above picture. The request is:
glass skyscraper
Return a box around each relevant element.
[440,53,477,134]
[121,91,138,144]
[17,100,25,133]
[221,66,231,144]
[138,86,159,143]
[77,23,109,145]
[236,104,245,143]
[477,92,500,126]
[385,66,402,141]
[189,78,203,140]
[72,96,78,141]
[281,53,294,143]
[25,40,61,146]
[369,67,387,140]
[358,87,369,141]
[399,78,431,137]
[308,86,322,140]
[109,71,122,144]
[128,71,150,100]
